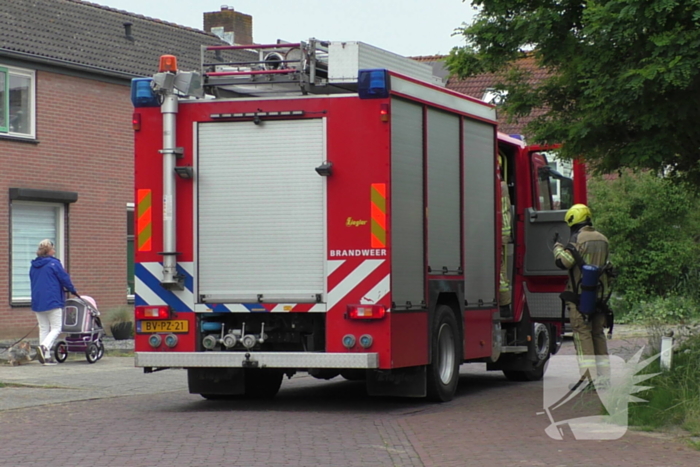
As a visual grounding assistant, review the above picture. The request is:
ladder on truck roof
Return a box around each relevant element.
[200,38,444,98]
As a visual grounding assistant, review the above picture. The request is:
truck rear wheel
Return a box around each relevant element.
[502,365,545,382]
[244,368,283,398]
[340,369,367,381]
[201,394,235,400]
[426,305,461,402]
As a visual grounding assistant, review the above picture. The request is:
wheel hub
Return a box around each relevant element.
[437,323,456,384]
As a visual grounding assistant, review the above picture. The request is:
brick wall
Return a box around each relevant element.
[0,70,133,339]
[203,6,253,45]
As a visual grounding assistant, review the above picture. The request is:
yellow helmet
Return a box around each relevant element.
[565,204,592,227]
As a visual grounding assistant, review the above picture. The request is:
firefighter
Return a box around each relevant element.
[498,153,512,316]
[553,204,610,389]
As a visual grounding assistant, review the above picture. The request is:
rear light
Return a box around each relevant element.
[135,305,170,320]
[346,304,386,320]
[380,103,389,122]
[132,112,141,131]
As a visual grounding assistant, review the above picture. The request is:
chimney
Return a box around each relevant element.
[123,22,134,41]
[203,6,253,45]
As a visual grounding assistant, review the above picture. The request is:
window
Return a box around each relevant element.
[532,152,554,211]
[482,87,508,105]
[127,203,135,302]
[0,65,35,138]
[11,202,65,304]
[531,151,575,211]
[548,158,574,209]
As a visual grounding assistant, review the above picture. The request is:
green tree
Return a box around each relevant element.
[447,1,700,184]
[589,173,700,302]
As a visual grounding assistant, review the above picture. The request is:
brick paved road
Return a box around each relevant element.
[0,338,698,467]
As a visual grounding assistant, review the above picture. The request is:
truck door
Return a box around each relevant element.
[522,148,578,320]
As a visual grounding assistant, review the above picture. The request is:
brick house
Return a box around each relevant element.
[0,0,253,338]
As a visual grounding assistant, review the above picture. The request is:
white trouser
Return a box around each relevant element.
[36,308,63,351]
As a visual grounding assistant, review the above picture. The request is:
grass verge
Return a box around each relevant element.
[628,332,700,447]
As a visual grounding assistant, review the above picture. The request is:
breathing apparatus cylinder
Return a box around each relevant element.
[579,264,601,314]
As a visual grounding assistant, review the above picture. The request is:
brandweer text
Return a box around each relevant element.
[330,249,387,257]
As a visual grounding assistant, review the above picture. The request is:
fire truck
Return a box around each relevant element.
[131,39,585,401]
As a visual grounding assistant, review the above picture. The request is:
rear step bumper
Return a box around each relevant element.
[136,351,379,369]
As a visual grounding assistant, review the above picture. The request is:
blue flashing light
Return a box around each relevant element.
[508,134,524,141]
[358,69,390,99]
[131,78,160,108]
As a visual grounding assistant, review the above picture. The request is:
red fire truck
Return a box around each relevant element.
[131,39,585,401]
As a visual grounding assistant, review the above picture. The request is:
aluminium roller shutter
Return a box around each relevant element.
[197,118,326,303]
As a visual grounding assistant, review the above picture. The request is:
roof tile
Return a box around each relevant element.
[411,55,549,137]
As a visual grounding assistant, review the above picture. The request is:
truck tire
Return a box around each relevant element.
[340,369,367,381]
[502,322,550,382]
[426,305,461,402]
[245,369,284,398]
[200,394,236,400]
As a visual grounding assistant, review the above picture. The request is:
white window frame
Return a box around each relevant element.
[11,201,65,305]
[0,64,36,139]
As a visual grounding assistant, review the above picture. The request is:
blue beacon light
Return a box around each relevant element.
[358,69,390,99]
[131,78,160,108]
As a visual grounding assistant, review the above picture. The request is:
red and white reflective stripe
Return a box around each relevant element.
[327,259,345,276]
[360,274,390,305]
[187,259,390,313]
[324,259,385,310]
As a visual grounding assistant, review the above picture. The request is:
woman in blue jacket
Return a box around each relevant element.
[30,239,77,365]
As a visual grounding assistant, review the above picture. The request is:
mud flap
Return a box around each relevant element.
[366,366,427,398]
[187,368,245,395]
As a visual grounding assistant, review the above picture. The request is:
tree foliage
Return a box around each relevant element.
[588,173,700,302]
[447,1,700,185]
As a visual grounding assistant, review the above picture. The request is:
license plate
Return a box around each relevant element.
[137,320,189,333]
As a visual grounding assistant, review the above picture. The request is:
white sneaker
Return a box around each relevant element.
[43,359,58,366]
[36,345,46,364]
